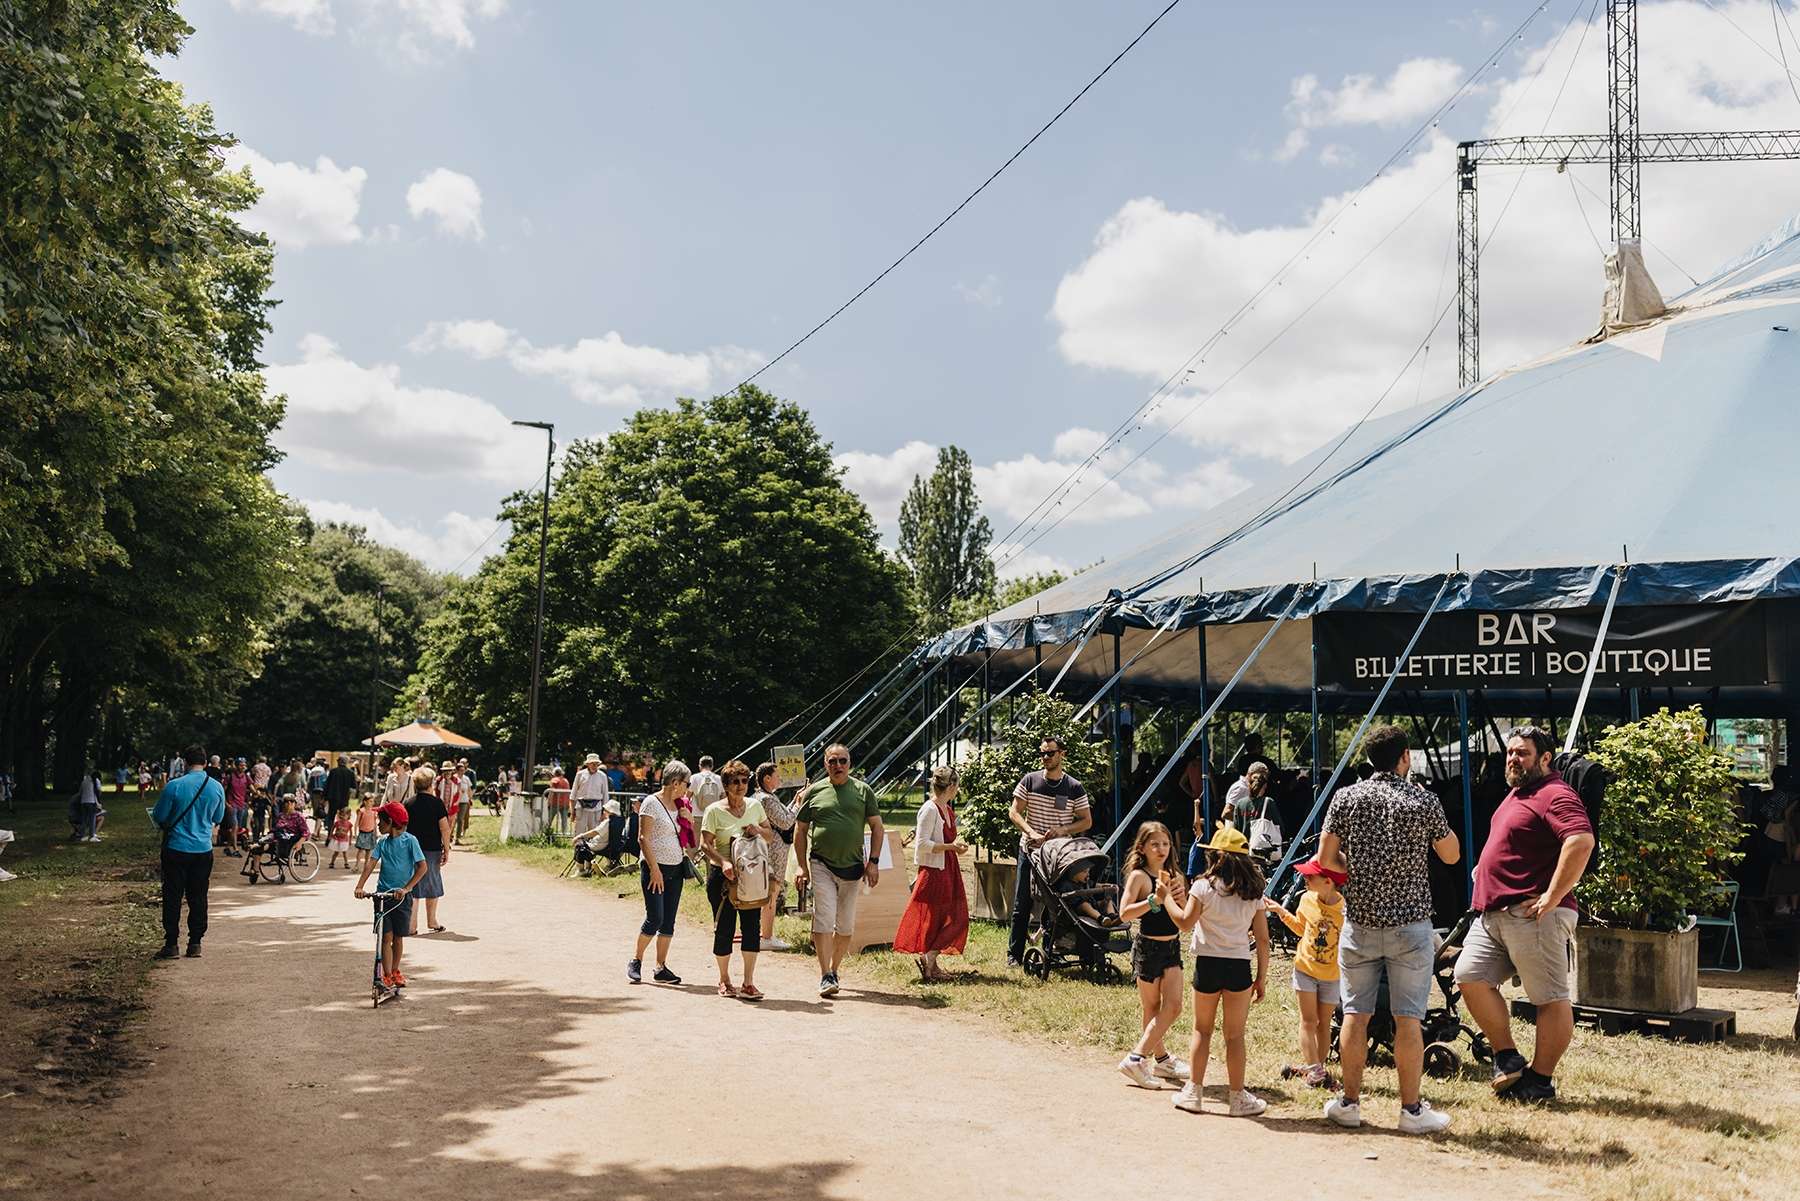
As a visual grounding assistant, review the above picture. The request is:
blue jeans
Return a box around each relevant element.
[1339,918,1434,1020]
[1008,845,1035,961]
[639,860,686,938]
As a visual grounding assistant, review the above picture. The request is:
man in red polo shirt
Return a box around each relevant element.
[1454,726,1595,1104]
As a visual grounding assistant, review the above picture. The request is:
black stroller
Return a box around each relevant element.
[1020,837,1132,983]
[1331,910,1492,1077]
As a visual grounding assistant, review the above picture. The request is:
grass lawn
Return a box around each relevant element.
[472,812,1800,1201]
[0,788,165,1160]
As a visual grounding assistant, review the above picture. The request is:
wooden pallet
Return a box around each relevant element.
[1511,998,1737,1043]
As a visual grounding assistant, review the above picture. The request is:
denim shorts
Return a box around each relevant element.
[1131,936,1183,982]
[1292,967,1341,1007]
[1339,919,1434,1020]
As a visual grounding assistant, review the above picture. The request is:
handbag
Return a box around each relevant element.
[1249,796,1284,854]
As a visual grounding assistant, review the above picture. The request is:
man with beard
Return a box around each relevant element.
[1454,726,1595,1103]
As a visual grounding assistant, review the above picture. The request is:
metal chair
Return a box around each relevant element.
[1694,881,1742,972]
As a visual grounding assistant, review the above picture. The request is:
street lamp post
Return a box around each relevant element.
[512,420,554,795]
[367,582,385,784]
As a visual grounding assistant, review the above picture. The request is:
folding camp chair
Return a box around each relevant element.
[1694,881,1742,972]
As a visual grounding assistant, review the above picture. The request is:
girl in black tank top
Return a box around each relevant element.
[1115,822,1200,1089]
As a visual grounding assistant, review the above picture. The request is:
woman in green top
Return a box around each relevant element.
[700,759,775,999]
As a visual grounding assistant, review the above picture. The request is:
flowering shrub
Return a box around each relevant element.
[1576,707,1742,931]
[956,691,1111,856]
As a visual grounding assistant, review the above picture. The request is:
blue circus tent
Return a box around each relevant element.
[924,217,1800,717]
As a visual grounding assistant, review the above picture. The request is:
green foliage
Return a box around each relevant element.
[205,518,449,755]
[956,691,1111,855]
[0,0,292,787]
[898,446,995,633]
[1576,707,1743,932]
[994,571,1065,611]
[411,385,915,765]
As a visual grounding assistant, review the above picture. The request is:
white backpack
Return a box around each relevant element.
[729,832,771,909]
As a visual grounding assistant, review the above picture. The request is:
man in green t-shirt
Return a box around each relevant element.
[793,742,886,998]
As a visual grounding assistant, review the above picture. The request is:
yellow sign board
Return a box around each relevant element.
[772,744,807,790]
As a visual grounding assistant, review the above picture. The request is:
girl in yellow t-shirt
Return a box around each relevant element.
[1265,857,1346,1089]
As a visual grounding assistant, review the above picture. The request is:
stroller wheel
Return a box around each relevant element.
[1423,1042,1460,1079]
[1021,947,1049,980]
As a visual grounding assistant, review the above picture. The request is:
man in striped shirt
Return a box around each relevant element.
[1007,736,1091,967]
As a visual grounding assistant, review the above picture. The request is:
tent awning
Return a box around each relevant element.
[364,720,481,750]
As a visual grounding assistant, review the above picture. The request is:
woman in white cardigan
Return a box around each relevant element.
[893,765,971,981]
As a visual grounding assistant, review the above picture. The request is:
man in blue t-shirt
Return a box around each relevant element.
[151,745,228,959]
[354,802,428,993]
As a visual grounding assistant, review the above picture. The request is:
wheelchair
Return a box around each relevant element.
[243,832,322,884]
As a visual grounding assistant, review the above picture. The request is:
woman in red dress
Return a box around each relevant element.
[895,765,971,981]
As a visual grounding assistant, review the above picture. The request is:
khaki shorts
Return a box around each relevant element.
[1453,906,1577,1005]
[809,860,863,936]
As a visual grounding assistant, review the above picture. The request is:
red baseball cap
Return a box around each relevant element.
[379,801,410,826]
[1295,857,1347,886]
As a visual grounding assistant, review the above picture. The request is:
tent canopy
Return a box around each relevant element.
[925,216,1800,712]
[365,720,481,750]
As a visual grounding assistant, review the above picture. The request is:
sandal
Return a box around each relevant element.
[916,957,932,983]
[738,984,764,1001]
[716,981,738,998]
[430,925,447,934]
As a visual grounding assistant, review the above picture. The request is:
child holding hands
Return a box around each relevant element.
[1265,857,1347,1088]
[1116,822,1199,1088]
[1172,825,1270,1117]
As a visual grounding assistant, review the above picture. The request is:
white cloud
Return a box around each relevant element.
[226,0,506,51]
[395,0,508,50]
[410,318,513,358]
[267,334,546,481]
[1050,427,1108,461]
[992,542,1073,583]
[406,168,485,240]
[1277,56,1463,161]
[953,274,1003,308]
[1053,1,1800,465]
[303,498,496,574]
[834,441,939,527]
[414,319,766,407]
[229,0,334,35]
[224,146,366,248]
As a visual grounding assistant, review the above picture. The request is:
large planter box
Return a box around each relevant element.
[1575,924,1699,1014]
[973,860,1017,922]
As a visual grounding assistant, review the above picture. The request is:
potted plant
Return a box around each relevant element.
[1573,707,1742,1013]
[956,691,1112,921]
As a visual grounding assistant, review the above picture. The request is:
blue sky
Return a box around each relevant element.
[169,0,1800,577]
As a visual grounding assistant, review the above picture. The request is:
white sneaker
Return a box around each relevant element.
[1324,1096,1362,1127]
[1171,1082,1204,1113]
[1228,1089,1267,1117]
[1398,1101,1452,1134]
[1152,1055,1190,1082]
[1117,1055,1158,1089]
[766,936,791,950]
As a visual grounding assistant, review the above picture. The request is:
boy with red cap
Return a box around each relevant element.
[353,802,427,994]
[1265,857,1347,1088]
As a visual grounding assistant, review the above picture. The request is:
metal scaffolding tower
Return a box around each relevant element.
[1454,0,1800,387]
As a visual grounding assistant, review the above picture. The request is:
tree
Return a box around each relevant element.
[1,0,293,789]
[897,446,995,633]
[202,518,449,756]
[412,386,915,765]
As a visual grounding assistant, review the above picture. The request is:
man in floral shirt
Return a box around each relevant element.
[1319,724,1460,1135]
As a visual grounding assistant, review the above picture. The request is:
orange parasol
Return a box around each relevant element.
[364,719,481,750]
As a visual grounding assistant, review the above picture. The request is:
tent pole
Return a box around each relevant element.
[1198,624,1212,839]
[1111,630,1123,848]
[1045,603,1115,696]
[1267,574,1455,898]
[1459,689,1475,904]
[1310,623,1322,800]
[1098,589,1306,858]
[1564,563,1626,753]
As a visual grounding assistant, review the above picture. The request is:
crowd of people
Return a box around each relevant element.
[140,717,1796,1129]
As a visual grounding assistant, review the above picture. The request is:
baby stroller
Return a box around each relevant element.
[1020,837,1131,983]
[1332,910,1492,1078]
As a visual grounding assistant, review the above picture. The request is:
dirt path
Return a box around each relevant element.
[34,849,1555,1200]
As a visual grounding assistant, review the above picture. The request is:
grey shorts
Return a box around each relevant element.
[1453,906,1577,1005]
[1340,919,1434,1020]
[1292,968,1341,1006]
[809,860,863,936]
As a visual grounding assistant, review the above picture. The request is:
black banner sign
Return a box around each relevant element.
[1315,603,1767,692]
